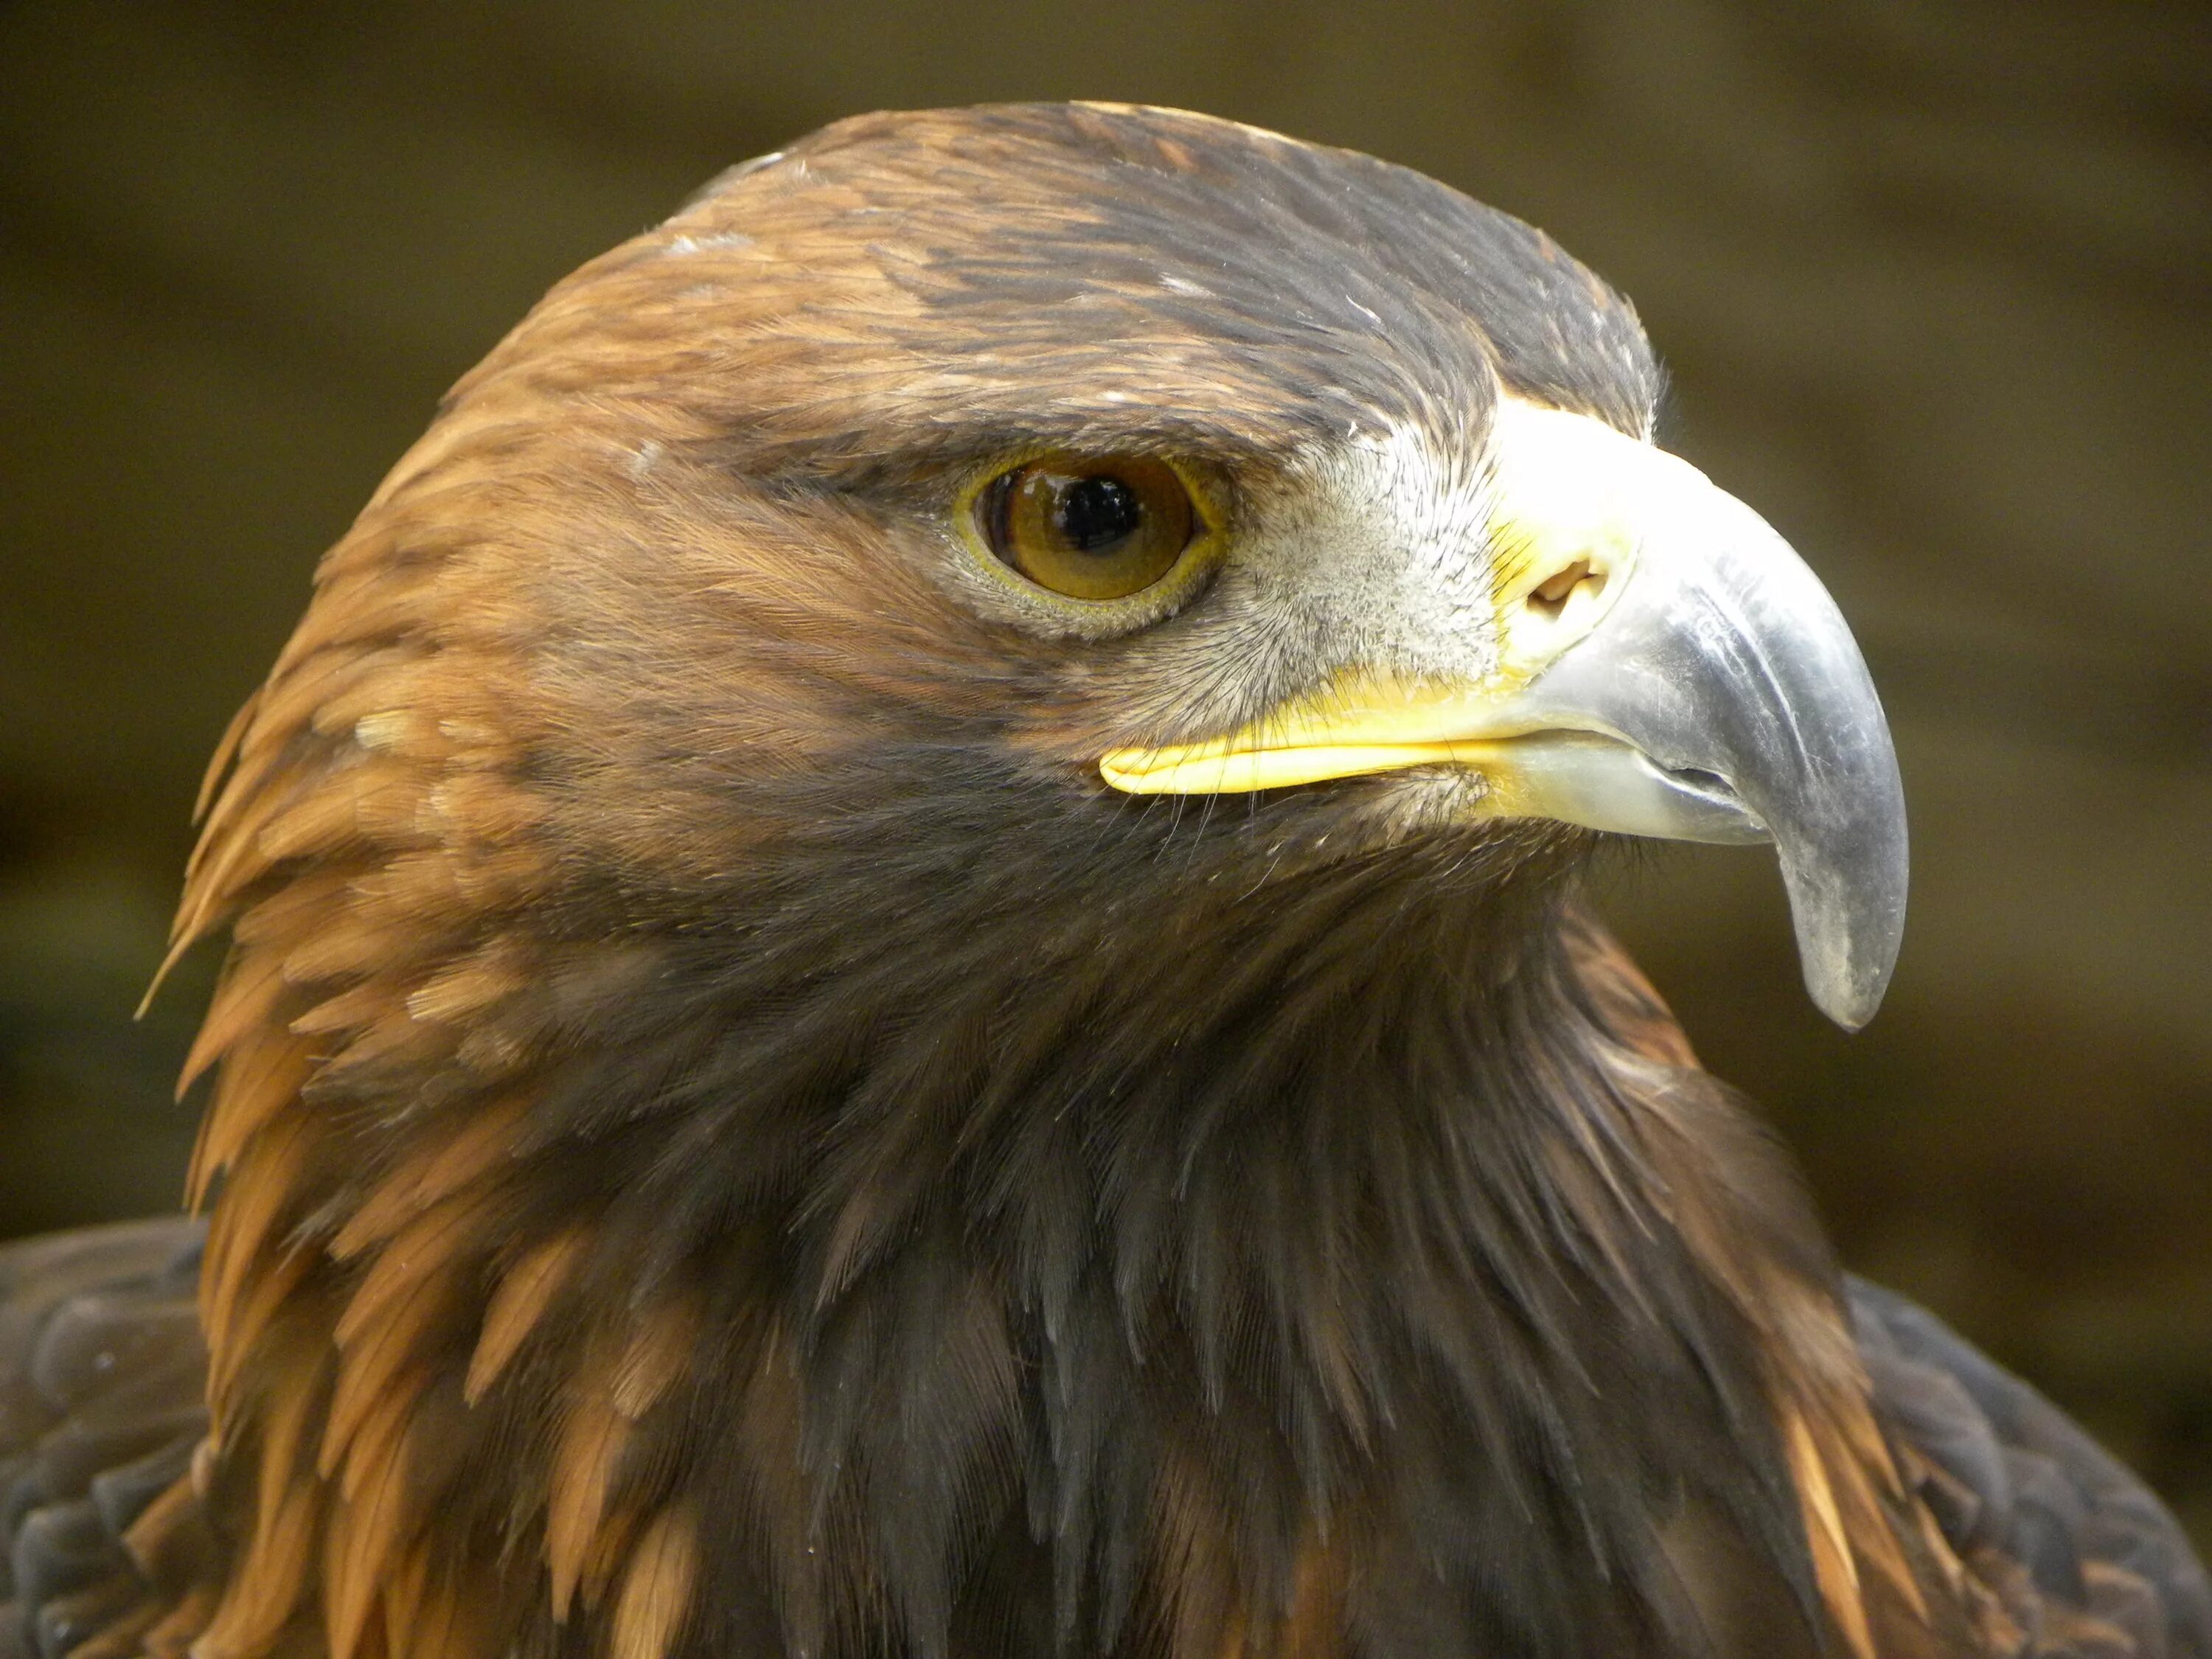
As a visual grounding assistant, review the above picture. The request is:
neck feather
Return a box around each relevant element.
[177,787,1919,1659]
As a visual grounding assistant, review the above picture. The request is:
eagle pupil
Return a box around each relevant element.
[1056,476,1141,553]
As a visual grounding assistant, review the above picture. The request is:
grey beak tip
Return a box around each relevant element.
[1820,987,1879,1034]
[1778,824,1906,1033]
[1795,894,1905,1033]
[1806,967,1877,1033]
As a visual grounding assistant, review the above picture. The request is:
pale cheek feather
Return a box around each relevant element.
[1243,414,1503,687]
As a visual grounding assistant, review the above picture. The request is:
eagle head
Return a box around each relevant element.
[164,104,1919,1659]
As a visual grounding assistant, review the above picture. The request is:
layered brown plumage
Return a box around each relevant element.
[2,103,2204,1659]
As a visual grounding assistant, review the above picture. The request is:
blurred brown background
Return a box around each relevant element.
[2,0,2208,1543]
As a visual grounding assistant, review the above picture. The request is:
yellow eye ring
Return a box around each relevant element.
[975,453,1198,602]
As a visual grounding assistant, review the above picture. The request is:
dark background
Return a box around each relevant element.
[3,0,2208,1545]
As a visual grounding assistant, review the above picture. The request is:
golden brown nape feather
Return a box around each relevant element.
[112,101,2076,1659]
[145,163,755,1659]
[156,274,727,1659]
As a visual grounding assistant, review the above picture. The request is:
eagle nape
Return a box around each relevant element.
[1,101,2202,1659]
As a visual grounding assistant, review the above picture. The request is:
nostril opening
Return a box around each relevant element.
[1528,558,1602,619]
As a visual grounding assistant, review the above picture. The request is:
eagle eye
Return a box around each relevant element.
[980,455,1196,601]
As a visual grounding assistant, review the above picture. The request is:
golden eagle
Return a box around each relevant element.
[0,104,2202,1659]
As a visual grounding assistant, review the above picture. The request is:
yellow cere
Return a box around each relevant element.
[1481,397,1647,686]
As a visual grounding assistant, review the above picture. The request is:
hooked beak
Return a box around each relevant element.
[1099,400,1907,1030]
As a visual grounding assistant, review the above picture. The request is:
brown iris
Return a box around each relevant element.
[981,455,1196,600]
